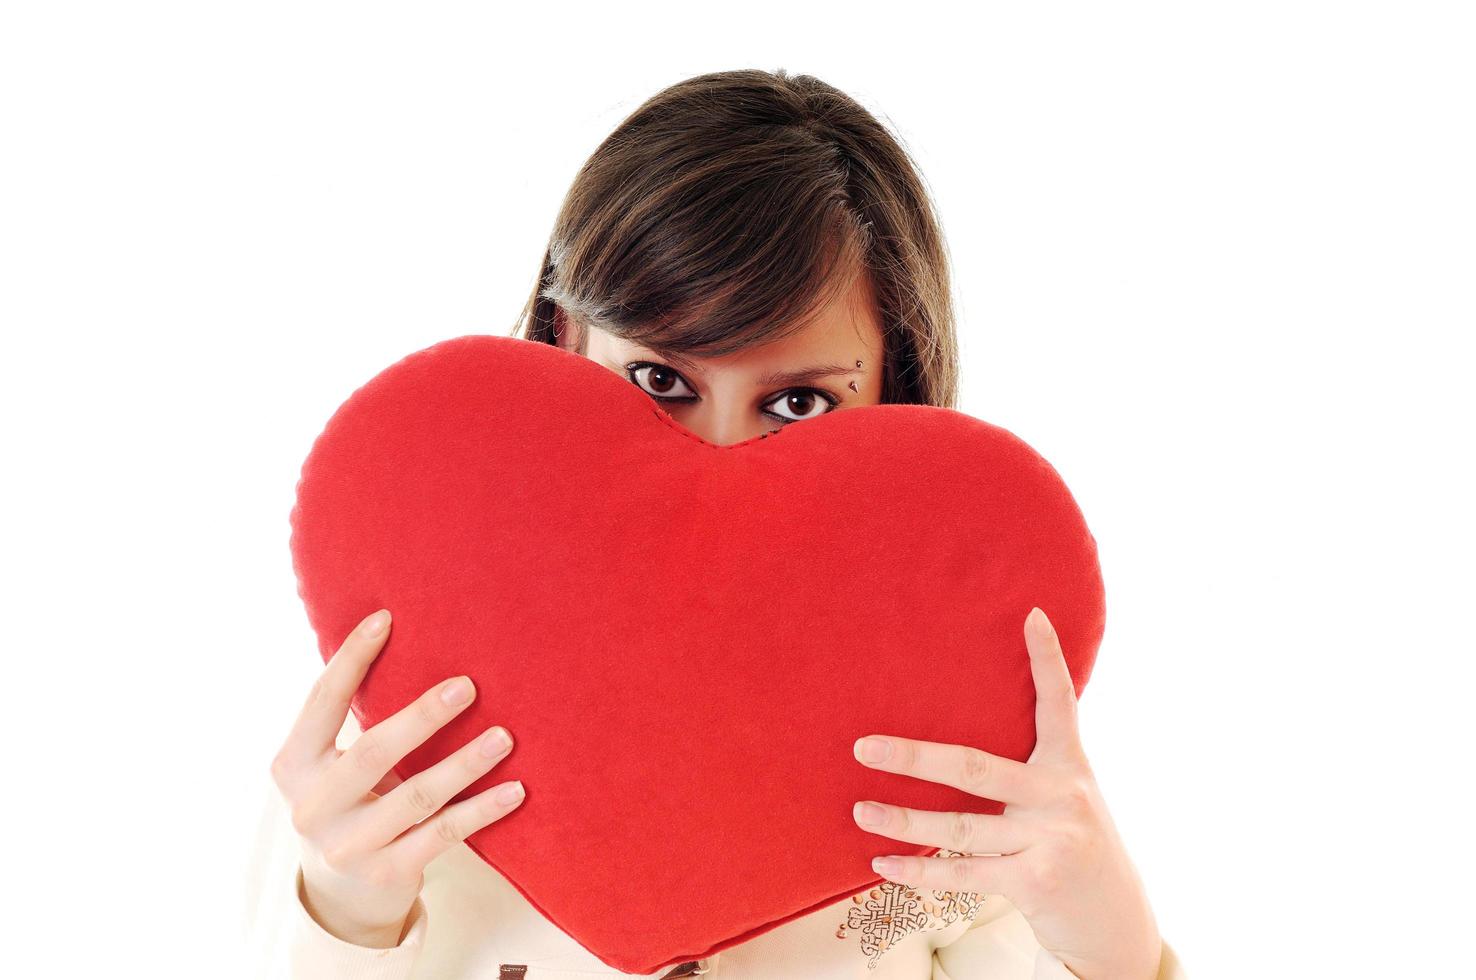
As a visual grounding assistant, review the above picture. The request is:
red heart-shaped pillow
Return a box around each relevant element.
[288,335,1106,974]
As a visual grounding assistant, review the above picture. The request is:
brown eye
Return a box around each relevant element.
[626,362,698,400]
[763,389,838,424]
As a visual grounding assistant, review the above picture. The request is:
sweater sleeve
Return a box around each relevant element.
[287,863,430,980]
[244,769,431,980]
[931,897,1189,979]
[1020,938,1188,980]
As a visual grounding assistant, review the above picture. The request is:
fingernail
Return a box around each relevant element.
[480,726,511,757]
[855,737,893,764]
[1029,607,1049,636]
[872,857,901,876]
[363,610,389,637]
[854,801,886,827]
[494,781,524,804]
[441,676,473,706]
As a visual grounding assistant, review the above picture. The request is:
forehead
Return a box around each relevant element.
[626,268,883,370]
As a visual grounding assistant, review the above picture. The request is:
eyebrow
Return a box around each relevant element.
[755,363,859,388]
[637,344,858,389]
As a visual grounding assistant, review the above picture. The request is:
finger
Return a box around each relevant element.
[385,776,527,873]
[870,850,1028,897]
[853,734,1051,808]
[851,800,1032,856]
[354,724,516,851]
[276,609,392,778]
[1024,606,1082,760]
[308,673,480,819]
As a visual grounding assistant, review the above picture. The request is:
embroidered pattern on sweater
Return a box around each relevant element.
[833,848,986,970]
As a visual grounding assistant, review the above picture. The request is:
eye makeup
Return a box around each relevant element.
[621,359,844,426]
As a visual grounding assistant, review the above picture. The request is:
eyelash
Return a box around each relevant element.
[623,361,841,425]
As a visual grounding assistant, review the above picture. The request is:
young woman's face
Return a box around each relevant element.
[555,272,886,446]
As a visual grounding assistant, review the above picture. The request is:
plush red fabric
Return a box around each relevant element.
[288,334,1107,974]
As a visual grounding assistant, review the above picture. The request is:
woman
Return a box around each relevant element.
[251,68,1188,979]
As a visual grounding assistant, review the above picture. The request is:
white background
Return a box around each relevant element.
[2,3,1471,977]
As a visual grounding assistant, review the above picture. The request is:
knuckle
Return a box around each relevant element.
[417,693,444,726]
[948,810,976,852]
[948,853,974,888]
[288,806,314,839]
[307,673,337,711]
[960,749,991,792]
[288,796,326,839]
[350,732,388,774]
[320,839,357,873]
[403,777,440,819]
[433,810,464,847]
[1029,855,1063,894]
[1061,776,1095,813]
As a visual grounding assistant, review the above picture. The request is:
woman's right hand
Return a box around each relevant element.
[269,608,525,948]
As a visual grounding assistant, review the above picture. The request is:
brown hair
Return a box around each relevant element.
[510,68,959,409]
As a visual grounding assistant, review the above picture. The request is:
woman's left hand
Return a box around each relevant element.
[851,606,1163,980]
